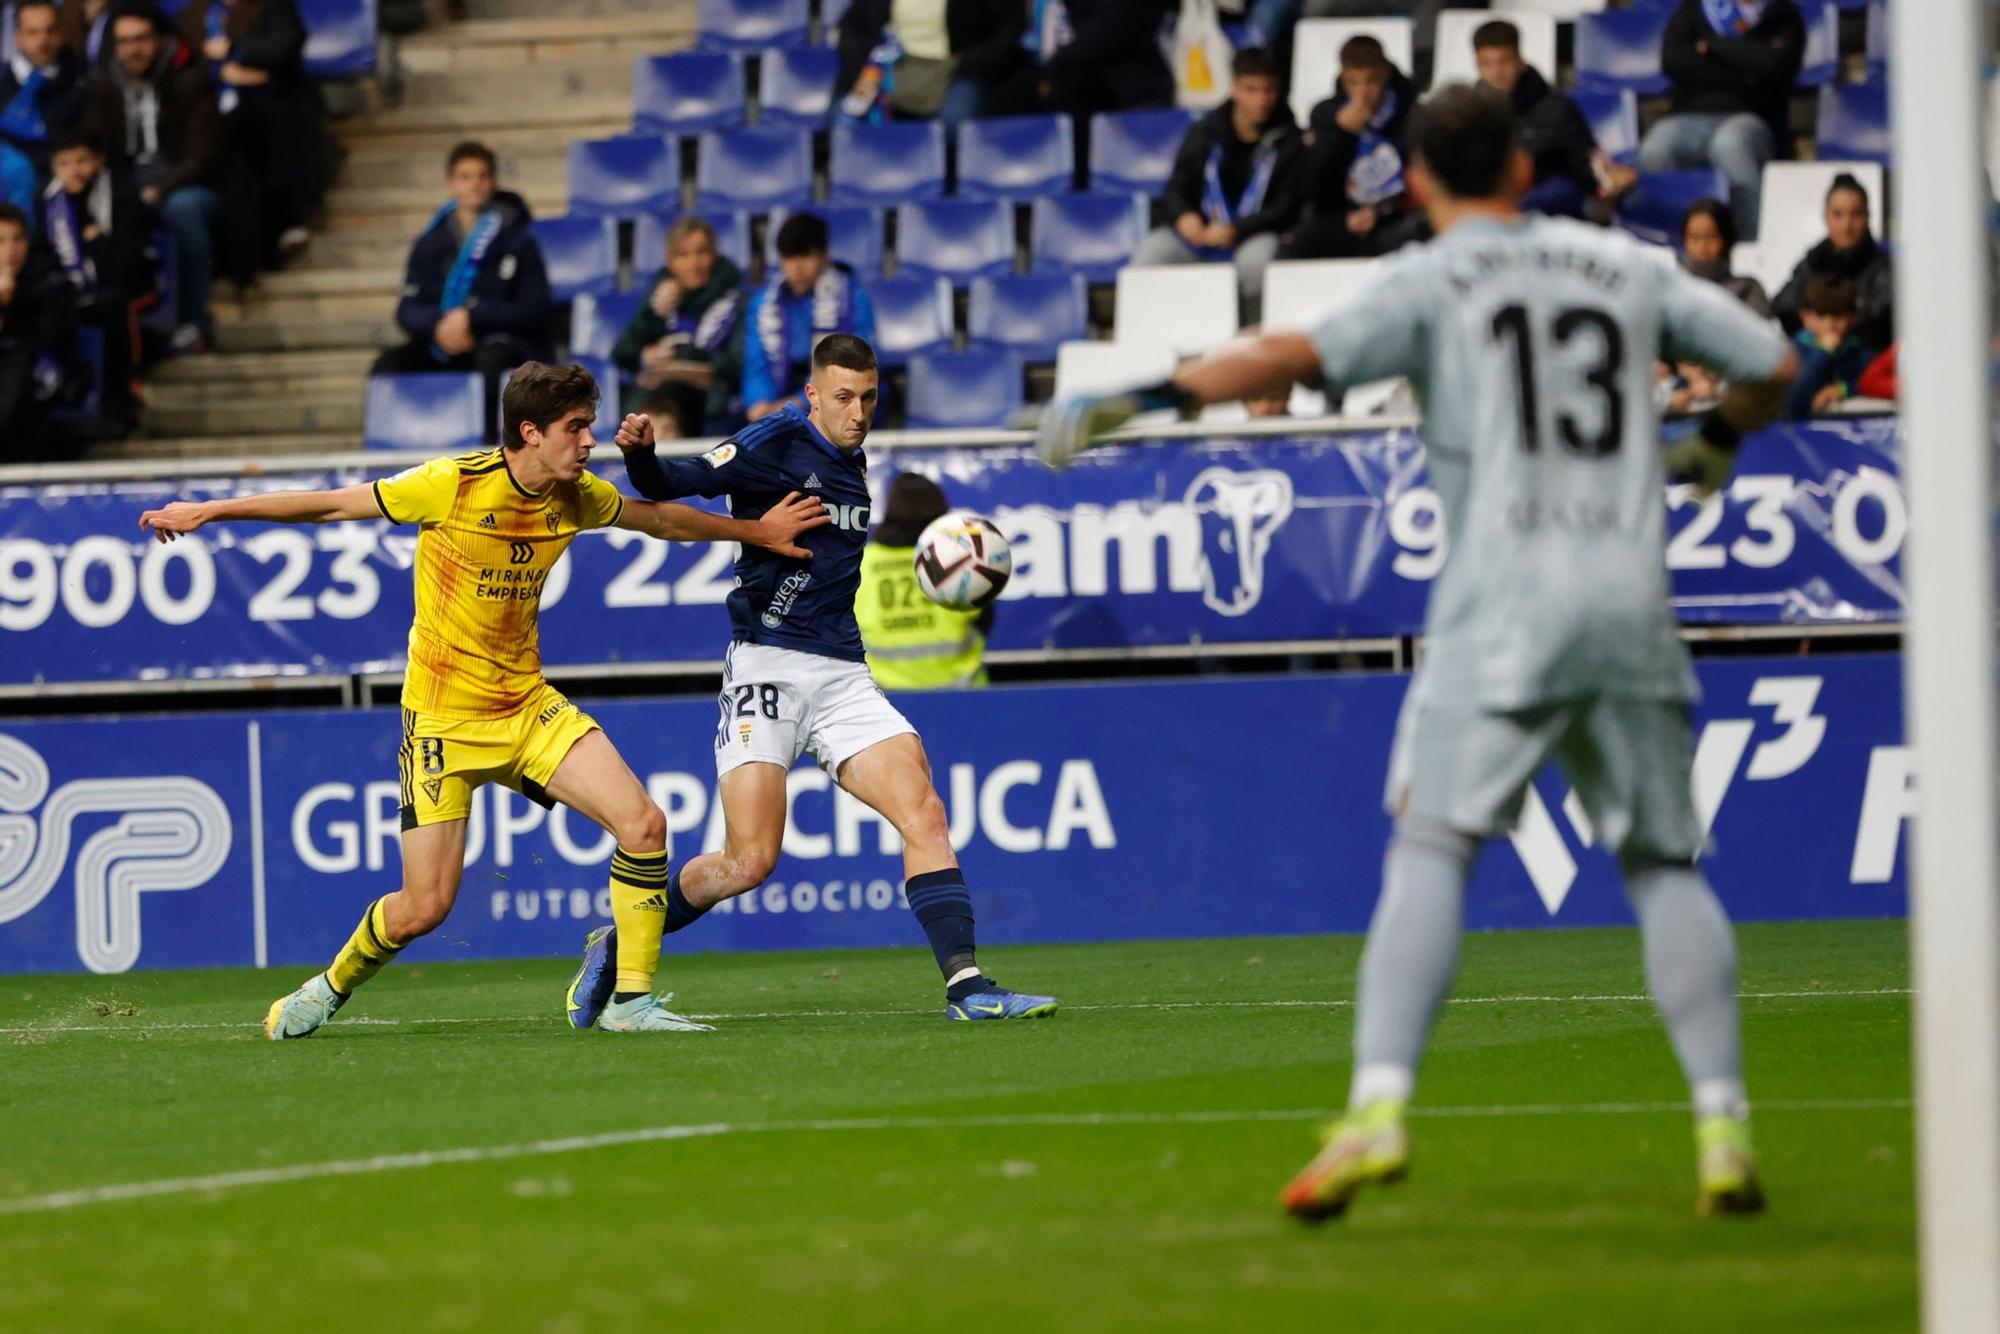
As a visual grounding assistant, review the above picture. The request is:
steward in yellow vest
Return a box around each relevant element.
[857,474,991,690]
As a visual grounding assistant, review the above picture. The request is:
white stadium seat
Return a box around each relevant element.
[1430,10,1558,93]
[1754,160,1887,294]
[1290,17,1416,127]
[1112,265,1239,356]
[1489,0,1608,19]
[1256,259,1411,418]
[1053,340,1195,427]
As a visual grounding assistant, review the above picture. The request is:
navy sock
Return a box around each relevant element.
[664,869,708,935]
[905,868,978,983]
[946,972,996,1003]
[612,991,647,1004]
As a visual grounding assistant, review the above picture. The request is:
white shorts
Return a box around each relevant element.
[713,641,917,780]
[1385,686,1703,862]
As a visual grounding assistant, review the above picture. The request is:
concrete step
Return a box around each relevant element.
[210,267,404,321]
[145,390,362,438]
[320,190,571,236]
[337,145,570,191]
[147,348,379,386]
[287,231,421,272]
[463,0,702,22]
[147,373,363,413]
[341,96,634,139]
[212,313,399,353]
[396,21,691,75]
[95,430,359,459]
[400,64,637,107]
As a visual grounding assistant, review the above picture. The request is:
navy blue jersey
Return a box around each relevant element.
[623,405,870,662]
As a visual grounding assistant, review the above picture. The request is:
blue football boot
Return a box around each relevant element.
[565,925,619,1030]
[947,983,1059,1021]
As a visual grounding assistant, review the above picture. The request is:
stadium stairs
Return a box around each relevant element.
[117,0,696,458]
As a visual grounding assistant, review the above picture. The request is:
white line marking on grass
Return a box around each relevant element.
[0,987,1913,1036]
[0,1099,1912,1217]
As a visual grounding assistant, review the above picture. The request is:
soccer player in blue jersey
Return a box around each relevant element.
[565,334,1058,1028]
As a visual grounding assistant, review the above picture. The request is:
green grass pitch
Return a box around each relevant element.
[0,921,1914,1333]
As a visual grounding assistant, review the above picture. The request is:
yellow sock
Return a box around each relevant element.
[326,897,403,996]
[609,847,669,993]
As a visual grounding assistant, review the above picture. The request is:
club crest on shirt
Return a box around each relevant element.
[737,719,754,748]
[702,442,737,468]
[546,510,561,534]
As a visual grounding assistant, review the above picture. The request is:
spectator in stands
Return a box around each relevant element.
[372,141,553,442]
[1636,0,1804,241]
[834,0,1026,128]
[0,2,89,171]
[1773,172,1893,349]
[1680,196,1771,317]
[59,0,117,67]
[41,127,146,428]
[1037,0,1176,121]
[180,0,327,270]
[1472,18,1631,218]
[0,203,84,457]
[1282,35,1422,260]
[742,212,875,422]
[1783,273,1876,418]
[1135,47,1301,325]
[611,215,743,435]
[85,2,220,353]
[857,472,991,691]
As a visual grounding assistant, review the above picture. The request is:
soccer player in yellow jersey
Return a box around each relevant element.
[138,363,829,1037]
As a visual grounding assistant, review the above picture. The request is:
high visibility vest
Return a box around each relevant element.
[855,542,989,690]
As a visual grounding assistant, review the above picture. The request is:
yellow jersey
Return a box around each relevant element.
[372,449,625,719]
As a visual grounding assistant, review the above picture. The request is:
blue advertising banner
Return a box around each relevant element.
[0,656,1910,976]
[0,421,1904,687]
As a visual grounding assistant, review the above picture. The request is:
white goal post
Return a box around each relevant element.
[1893,1,2000,1329]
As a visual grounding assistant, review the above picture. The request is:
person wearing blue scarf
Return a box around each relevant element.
[1637,0,1804,240]
[740,212,875,422]
[0,2,89,170]
[1283,34,1425,262]
[1134,46,1301,325]
[371,142,555,442]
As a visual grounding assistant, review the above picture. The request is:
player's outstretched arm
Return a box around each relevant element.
[1035,332,1323,469]
[616,492,829,560]
[1664,345,1801,497]
[138,484,382,542]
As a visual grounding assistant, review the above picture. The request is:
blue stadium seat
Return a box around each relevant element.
[1798,1,1839,87]
[1614,168,1729,246]
[865,274,955,367]
[819,0,852,41]
[893,198,1015,284]
[632,52,746,134]
[1571,89,1638,166]
[967,272,1088,363]
[302,0,375,78]
[498,356,617,438]
[1089,108,1194,195]
[694,128,814,211]
[904,348,1024,429]
[695,0,809,51]
[759,45,839,129]
[1029,191,1146,283]
[365,373,486,451]
[829,121,946,205]
[1573,6,1672,96]
[767,204,884,274]
[47,326,104,424]
[1865,2,1885,68]
[566,135,680,218]
[1817,79,1891,166]
[956,114,1075,201]
[633,210,752,272]
[572,289,646,359]
[529,215,618,302]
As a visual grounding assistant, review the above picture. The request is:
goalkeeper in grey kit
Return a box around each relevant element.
[1039,85,1797,1218]
[565,333,1058,1029]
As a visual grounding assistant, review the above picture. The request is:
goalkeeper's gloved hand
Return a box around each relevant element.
[1662,409,1743,499]
[1033,380,1199,470]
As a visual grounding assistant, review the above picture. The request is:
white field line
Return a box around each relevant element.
[0,1099,1913,1217]
[0,987,1914,1037]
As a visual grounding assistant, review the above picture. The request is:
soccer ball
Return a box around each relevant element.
[913,511,1013,610]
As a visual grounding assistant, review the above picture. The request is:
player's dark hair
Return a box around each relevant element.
[812,332,877,376]
[775,212,830,259]
[1471,19,1519,51]
[1231,46,1277,81]
[446,140,496,176]
[1826,171,1869,211]
[1801,273,1860,318]
[14,0,57,28]
[1411,83,1520,200]
[502,361,598,448]
[48,127,102,159]
[1339,35,1388,71]
[877,472,948,545]
[0,203,29,236]
[1682,197,1737,251]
